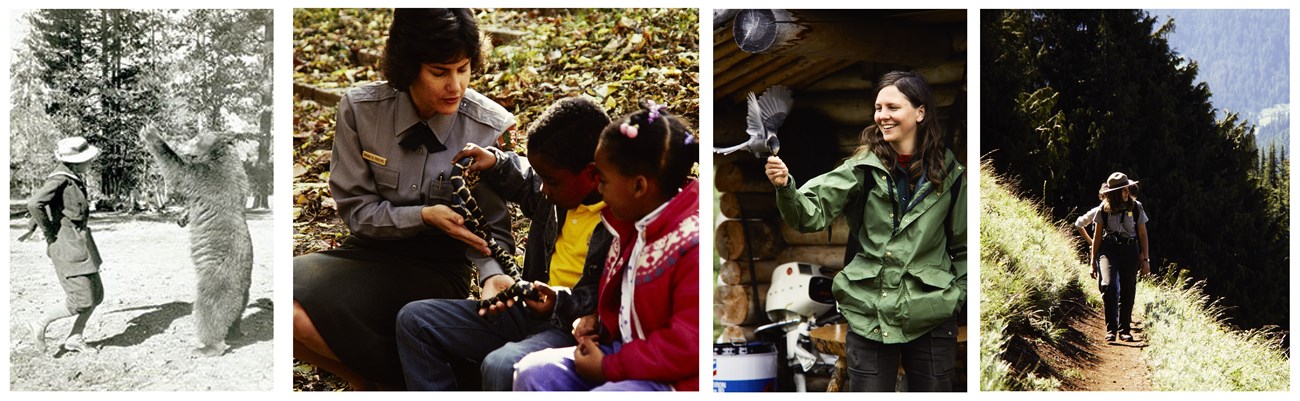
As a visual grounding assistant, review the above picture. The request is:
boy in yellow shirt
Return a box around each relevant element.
[396,96,611,390]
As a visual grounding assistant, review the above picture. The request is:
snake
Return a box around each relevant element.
[448,156,539,310]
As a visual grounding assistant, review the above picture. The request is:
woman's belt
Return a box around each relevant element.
[1103,234,1137,246]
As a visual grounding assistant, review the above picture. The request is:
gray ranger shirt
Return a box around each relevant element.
[329,81,517,283]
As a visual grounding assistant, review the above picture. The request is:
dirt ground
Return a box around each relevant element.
[9,210,273,391]
[1069,309,1152,391]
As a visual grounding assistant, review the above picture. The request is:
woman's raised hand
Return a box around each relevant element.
[766,155,790,187]
[452,143,497,173]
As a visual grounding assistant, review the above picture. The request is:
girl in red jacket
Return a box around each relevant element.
[514,102,700,391]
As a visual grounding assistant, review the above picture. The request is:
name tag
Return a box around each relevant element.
[362,150,387,166]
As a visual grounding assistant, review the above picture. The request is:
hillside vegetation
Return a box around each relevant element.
[980,163,1289,391]
[982,10,1289,330]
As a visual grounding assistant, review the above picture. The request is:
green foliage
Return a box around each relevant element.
[981,9,1288,330]
[979,163,1085,391]
[1139,274,1290,391]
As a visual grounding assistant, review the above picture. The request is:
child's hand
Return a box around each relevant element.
[765,156,789,187]
[452,144,497,173]
[523,281,557,316]
[572,314,598,339]
[478,274,516,316]
[574,336,606,383]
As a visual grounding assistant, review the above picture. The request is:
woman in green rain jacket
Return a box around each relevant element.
[766,71,966,392]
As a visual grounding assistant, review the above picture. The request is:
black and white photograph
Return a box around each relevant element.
[8,9,274,390]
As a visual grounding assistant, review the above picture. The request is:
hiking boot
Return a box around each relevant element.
[1105,332,1116,341]
[63,335,97,354]
[1118,332,1135,342]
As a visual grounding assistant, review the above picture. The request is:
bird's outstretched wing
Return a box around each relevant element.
[745,91,765,139]
[757,85,793,135]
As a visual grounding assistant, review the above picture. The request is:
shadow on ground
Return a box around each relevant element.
[1000,281,1099,388]
[229,298,274,351]
[88,301,192,351]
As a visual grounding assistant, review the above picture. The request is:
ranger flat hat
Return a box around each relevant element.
[1100,172,1138,193]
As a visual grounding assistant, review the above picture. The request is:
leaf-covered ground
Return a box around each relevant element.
[292,8,699,391]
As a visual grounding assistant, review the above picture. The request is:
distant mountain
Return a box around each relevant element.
[1147,9,1289,154]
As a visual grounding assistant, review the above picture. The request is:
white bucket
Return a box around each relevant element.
[712,342,777,392]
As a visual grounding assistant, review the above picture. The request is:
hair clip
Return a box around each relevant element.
[683,131,695,145]
[620,123,639,138]
[646,101,668,124]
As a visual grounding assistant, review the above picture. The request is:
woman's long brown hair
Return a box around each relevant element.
[856,71,948,192]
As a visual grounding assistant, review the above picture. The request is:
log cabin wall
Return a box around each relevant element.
[712,9,967,388]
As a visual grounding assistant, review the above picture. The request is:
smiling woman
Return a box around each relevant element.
[291,8,517,391]
[764,71,966,392]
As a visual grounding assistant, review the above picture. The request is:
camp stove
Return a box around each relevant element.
[756,262,840,391]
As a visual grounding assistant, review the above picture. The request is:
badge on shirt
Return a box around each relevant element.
[362,150,387,166]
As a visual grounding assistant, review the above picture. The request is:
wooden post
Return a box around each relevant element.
[732,9,957,66]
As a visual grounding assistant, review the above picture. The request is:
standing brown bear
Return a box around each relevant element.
[142,127,254,357]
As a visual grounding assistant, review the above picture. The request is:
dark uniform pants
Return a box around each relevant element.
[1100,236,1140,334]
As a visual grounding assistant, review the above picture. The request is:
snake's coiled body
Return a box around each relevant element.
[476,281,542,310]
[449,156,538,309]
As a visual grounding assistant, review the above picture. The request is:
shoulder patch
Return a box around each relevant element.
[460,89,516,131]
[347,81,398,103]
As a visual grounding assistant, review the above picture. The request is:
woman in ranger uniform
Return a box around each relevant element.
[765,71,966,391]
[28,136,104,355]
[293,9,516,390]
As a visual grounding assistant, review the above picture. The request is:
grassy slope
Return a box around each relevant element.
[980,162,1289,391]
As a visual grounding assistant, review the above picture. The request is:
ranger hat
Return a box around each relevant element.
[1100,172,1138,193]
[55,136,100,164]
